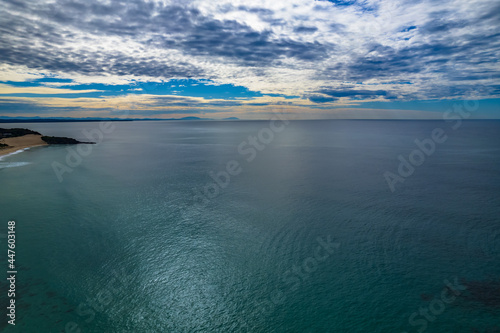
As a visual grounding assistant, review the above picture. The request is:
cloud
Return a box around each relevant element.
[0,0,329,73]
[0,84,101,95]
[320,89,388,98]
[308,95,338,103]
[0,0,499,118]
[293,26,318,34]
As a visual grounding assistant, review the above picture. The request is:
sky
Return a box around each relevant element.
[0,0,499,120]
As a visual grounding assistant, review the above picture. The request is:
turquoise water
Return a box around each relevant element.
[0,120,499,332]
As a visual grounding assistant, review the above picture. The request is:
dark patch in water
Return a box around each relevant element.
[471,326,500,333]
[18,302,31,309]
[462,278,500,308]
[420,293,433,301]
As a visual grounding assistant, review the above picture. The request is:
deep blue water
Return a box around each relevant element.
[0,120,499,332]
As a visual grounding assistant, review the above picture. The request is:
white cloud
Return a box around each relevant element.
[0,0,498,117]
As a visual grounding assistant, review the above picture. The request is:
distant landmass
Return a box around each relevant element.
[0,116,239,123]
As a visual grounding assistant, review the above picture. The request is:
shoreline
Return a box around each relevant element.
[0,134,48,158]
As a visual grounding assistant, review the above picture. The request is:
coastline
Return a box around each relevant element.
[0,134,48,158]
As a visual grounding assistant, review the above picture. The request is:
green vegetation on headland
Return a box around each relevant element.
[0,128,41,138]
[41,136,95,145]
[0,128,95,145]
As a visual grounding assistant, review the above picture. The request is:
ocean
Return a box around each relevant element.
[0,120,499,332]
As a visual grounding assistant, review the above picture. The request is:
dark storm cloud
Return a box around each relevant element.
[0,0,329,77]
[328,23,346,32]
[236,5,274,15]
[0,44,203,78]
[320,89,388,98]
[152,21,328,64]
[326,24,500,85]
[448,73,500,82]
[0,1,204,77]
[294,26,318,34]
[478,3,500,23]
[315,0,378,11]
[307,95,338,103]
[0,0,499,104]
[419,19,466,34]
[309,0,500,100]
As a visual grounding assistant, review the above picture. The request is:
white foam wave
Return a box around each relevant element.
[0,147,34,168]
[0,162,31,169]
[0,147,31,161]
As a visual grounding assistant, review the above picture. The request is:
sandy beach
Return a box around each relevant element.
[0,134,48,157]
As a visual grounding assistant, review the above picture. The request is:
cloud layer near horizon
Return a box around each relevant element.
[0,0,499,118]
